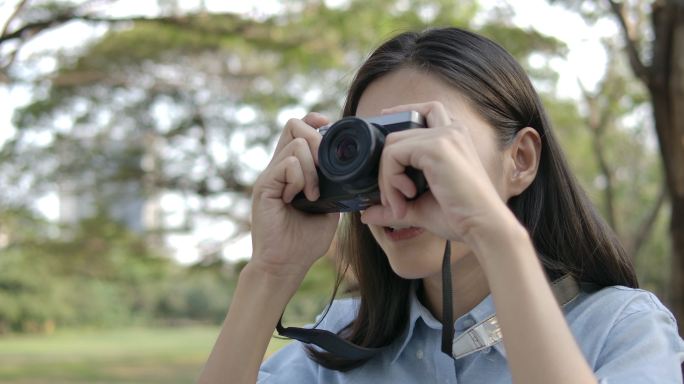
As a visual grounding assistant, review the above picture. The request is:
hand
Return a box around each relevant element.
[361,101,516,244]
[250,113,340,278]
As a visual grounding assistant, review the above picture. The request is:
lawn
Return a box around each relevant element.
[0,326,292,383]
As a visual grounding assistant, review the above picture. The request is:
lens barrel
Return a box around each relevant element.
[318,117,384,191]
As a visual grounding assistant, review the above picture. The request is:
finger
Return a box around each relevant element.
[402,192,440,225]
[258,155,306,204]
[270,137,319,201]
[389,173,417,199]
[383,126,426,147]
[273,117,322,164]
[361,193,440,231]
[360,204,398,226]
[379,164,408,219]
[379,141,419,218]
[302,112,330,129]
[277,156,306,204]
[381,101,452,128]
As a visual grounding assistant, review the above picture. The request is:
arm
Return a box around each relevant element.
[363,100,598,384]
[467,213,597,384]
[198,262,305,384]
[198,112,339,384]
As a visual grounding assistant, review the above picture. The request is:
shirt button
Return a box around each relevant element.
[416,349,424,360]
[482,347,492,354]
[463,318,475,328]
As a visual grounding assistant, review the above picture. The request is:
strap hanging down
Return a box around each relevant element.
[276,240,456,360]
[440,240,454,356]
[275,318,379,359]
[276,243,580,361]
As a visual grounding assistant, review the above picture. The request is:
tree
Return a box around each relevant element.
[0,0,564,256]
[588,0,684,333]
[556,0,684,335]
[4,0,671,332]
[608,0,684,334]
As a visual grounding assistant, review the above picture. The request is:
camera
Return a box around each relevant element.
[292,110,428,213]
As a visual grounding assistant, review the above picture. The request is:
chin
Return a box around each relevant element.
[387,263,436,280]
[383,247,444,280]
[379,238,474,281]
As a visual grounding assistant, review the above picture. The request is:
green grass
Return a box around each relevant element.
[0,326,292,383]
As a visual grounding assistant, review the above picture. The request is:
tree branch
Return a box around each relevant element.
[627,183,667,259]
[606,0,650,84]
[578,77,618,231]
[0,12,251,45]
[1,0,30,38]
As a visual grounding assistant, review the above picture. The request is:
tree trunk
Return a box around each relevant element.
[649,1,684,335]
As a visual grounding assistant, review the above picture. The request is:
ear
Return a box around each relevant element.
[504,127,542,198]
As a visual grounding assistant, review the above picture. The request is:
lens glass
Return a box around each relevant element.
[335,136,359,164]
[318,116,382,184]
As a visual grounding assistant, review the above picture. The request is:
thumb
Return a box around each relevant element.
[360,204,396,226]
[360,193,441,230]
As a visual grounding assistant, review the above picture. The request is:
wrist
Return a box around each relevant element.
[241,257,309,295]
[463,209,532,264]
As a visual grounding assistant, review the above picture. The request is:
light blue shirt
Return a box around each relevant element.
[259,284,684,383]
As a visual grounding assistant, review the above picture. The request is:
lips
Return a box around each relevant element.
[383,226,425,241]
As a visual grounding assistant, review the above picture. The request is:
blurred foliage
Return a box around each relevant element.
[0,0,670,332]
[0,207,225,332]
[0,205,337,332]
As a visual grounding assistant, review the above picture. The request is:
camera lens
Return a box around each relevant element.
[334,135,359,164]
[318,116,384,190]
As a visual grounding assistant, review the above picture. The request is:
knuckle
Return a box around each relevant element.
[303,111,319,121]
[435,136,452,152]
[291,137,308,148]
[428,100,444,110]
[284,118,300,132]
[381,145,395,160]
[284,155,299,167]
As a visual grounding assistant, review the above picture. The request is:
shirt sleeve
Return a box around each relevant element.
[594,292,684,383]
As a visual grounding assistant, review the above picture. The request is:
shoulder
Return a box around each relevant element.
[258,297,360,383]
[565,284,680,346]
[565,285,684,383]
[568,285,676,325]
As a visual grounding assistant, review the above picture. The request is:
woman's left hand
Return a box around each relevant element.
[360,101,517,245]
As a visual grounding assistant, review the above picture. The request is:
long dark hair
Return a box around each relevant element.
[307,27,638,371]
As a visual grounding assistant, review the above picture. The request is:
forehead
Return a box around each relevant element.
[356,67,493,136]
[356,68,464,117]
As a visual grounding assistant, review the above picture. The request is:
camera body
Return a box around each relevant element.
[292,111,427,213]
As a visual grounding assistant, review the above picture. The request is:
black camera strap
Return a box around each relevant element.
[275,242,580,361]
[275,317,379,359]
[440,241,455,356]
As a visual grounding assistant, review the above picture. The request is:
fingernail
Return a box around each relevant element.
[313,187,320,200]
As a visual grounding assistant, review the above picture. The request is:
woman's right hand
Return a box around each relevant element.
[200,115,338,383]
[249,112,340,279]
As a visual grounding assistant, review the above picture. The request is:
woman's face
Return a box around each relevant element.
[355,67,509,279]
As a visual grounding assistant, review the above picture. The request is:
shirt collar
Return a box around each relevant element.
[389,281,506,363]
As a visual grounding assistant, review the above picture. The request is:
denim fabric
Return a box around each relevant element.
[259,284,684,383]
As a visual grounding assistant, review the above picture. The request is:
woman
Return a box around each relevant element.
[199,28,684,383]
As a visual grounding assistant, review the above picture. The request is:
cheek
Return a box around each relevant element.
[475,143,508,199]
